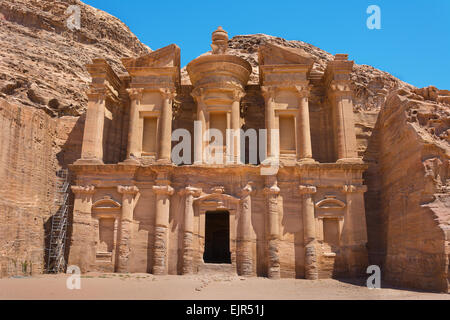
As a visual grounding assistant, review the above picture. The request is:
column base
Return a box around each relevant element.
[297,157,317,164]
[73,158,104,165]
[336,158,364,164]
[120,157,140,165]
[156,158,172,165]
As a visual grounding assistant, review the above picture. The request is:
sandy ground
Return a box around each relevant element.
[0,273,448,300]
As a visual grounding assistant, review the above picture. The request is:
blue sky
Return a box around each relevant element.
[83,0,450,89]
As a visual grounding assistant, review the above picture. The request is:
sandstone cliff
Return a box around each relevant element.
[0,0,150,276]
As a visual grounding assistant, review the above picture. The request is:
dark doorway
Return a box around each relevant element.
[203,210,231,263]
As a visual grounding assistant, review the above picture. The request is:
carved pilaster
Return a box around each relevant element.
[264,180,281,279]
[158,88,176,163]
[117,185,140,273]
[180,186,202,275]
[238,182,254,277]
[152,183,174,275]
[294,84,314,162]
[261,86,277,159]
[125,88,144,163]
[299,185,318,280]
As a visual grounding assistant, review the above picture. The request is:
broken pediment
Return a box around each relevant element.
[92,196,121,211]
[315,195,346,209]
[122,44,180,70]
[258,42,315,66]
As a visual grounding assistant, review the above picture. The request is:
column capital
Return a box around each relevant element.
[342,184,367,193]
[191,87,205,103]
[180,186,202,197]
[261,86,276,102]
[153,184,174,196]
[299,185,317,195]
[264,182,280,196]
[294,84,312,98]
[86,89,107,101]
[231,89,246,102]
[241,182,255,197]
[71,185,95,194]
[159,88,176,100]
[126,88,144,101]
[117,185,140,195]
[327,80,353,96]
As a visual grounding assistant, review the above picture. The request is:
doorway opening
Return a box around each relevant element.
[203,210,231,263]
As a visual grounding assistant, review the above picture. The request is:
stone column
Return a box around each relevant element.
[342,184,368,276]
[328,81,359,162]
[158,89,175,163]
[299,185,318,280]
[261,86,277,159]
[264,178,280,279]
[78,91,106,164]
[230,90,245,163]
[192,88,205,164]
[152,183,174,275]
[68,185,96,272]
[125,88,143,163]
[239,183,254,276]
[181,186,202,275]
[117,185,140,273]
[295,85,314,162]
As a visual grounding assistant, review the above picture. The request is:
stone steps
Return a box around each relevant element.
[198,263,237,276]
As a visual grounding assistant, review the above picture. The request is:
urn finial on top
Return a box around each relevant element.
[211,26,229,54]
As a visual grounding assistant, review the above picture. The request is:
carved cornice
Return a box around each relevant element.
[153,185,174,196]
[342,185,368,193]
[71,185,95,194]
[298,185,317,195]
[117,185,140,195]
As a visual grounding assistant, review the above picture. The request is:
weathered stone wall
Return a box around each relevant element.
[0,100,57,276]
[364,91,450,292]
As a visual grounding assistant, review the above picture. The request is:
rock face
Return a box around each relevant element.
[0,1,448,292]
[0,0,149,276]
[364,87,450,292]
[0,0,150,117]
